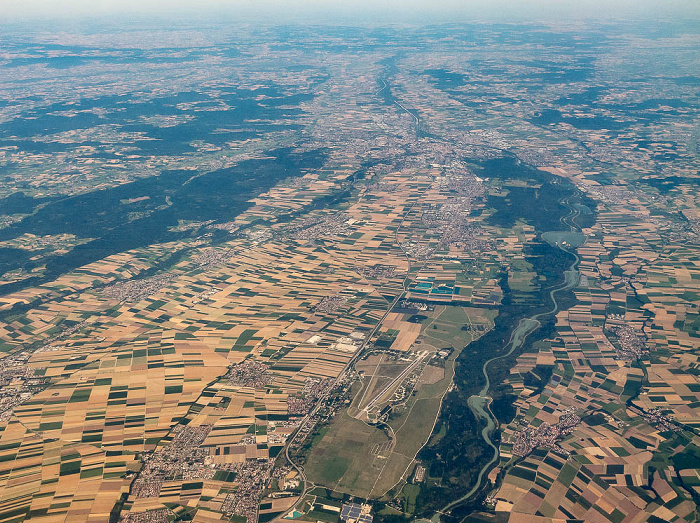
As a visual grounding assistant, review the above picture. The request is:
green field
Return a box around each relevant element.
[422,306,474,350]
[401,483,420,514]
[303,410,389,496]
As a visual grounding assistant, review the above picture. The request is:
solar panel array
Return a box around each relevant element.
[340,503,373,523]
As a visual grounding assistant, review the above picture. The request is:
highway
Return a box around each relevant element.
[282,74,425,516]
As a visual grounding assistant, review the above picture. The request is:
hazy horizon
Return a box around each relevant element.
[3,0,700,24]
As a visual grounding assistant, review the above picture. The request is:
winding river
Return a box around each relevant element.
[434,197,585,520]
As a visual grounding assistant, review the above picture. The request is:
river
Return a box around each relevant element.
[434,197,585,519]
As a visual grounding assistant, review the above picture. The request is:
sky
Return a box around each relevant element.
[2,0,699,23]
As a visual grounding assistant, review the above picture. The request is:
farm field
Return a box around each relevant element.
[0,14,698,523]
